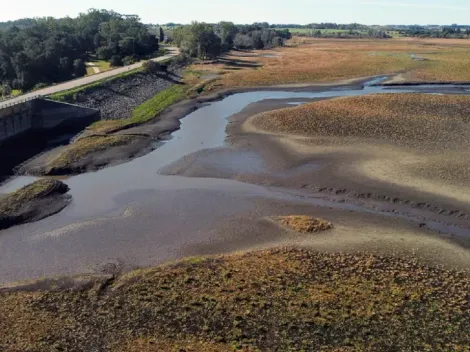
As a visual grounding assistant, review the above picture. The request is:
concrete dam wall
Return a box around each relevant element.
[0,98,100,144]
[0,98,100,180]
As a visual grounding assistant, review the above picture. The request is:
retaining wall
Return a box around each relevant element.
[0,99,100,145]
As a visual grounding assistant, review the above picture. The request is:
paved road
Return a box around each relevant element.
[0,47,179,108]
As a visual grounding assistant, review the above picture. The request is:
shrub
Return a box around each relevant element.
[110,55,123,67]
[143,60,167,73]
[123,56,136,66]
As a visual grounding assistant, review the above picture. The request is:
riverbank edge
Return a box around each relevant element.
[18,77,369,176]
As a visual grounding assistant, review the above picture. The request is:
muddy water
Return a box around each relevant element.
[2,79,470,283]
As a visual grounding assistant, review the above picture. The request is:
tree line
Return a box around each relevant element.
[399,27,470,39]
[0,9,159,93]
[172,22,292,60]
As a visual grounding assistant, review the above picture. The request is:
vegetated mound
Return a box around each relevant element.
[251,93,470,150]
[0,179,71,230]
[2,248,470,351]
[272,215,333,233]
[22,135,148,176]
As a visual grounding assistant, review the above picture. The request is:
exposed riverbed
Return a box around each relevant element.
[2,78,470,284]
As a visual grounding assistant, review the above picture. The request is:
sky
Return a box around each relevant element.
[0,0,469,25]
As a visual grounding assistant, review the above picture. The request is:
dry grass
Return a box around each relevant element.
[251,93,470,151]
[405,50,470,82]
[1,248,470,351]
[190,38,470,89]
[272,215,333,233]
[45,135,136,171]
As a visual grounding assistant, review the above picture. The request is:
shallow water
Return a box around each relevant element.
[2,79,470,282]
[2,78,470,201]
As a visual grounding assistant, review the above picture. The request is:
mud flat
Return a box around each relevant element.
[2,79,470,284]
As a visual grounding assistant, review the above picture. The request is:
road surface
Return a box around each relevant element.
[0,47,179,109]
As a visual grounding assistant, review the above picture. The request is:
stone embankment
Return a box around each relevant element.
[75,68,183,120]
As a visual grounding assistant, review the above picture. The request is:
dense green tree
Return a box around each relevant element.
[174,22,221,59]
[73,59,86,77]
[217,22,238,51]
[160,27,165,43]
[110,55,123,67]
[0,9,159,90]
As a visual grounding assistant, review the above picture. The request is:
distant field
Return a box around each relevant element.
[275,27,312,34]
[196,37,470,89]
[276,28,369,35]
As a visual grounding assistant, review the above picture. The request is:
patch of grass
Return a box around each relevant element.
[251,93,470,151]
[86,66,95,75]
[89,84,187,133]
[273,215,333,233]
[95,60,111,71]
[86,60,112,76]
[0,179,69,215]
[45,135,136,170]
[11,89,22,97]
[2,248,470,351]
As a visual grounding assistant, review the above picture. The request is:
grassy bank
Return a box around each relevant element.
[89,84,187,133]
[1,248,469,351]
[43,135,138,172]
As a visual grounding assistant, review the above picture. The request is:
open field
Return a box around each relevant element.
[1,248,470,351]
[191,38,470,89]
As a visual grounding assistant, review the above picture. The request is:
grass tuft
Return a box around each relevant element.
[273,215,333,233]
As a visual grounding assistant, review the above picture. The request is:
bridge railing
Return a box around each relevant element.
[0,95,43,109]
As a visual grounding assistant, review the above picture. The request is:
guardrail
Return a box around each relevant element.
[0,95,42,109]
